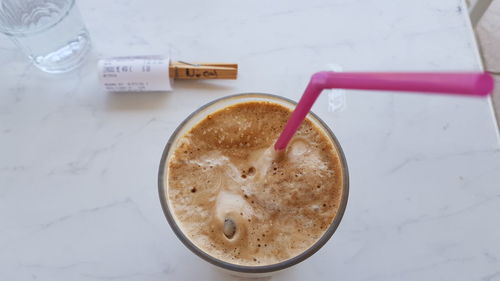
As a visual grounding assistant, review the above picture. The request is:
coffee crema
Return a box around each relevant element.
[167,101,343,266]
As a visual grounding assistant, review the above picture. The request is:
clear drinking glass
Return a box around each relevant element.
[158,93,350,277]
[0,0,91,73]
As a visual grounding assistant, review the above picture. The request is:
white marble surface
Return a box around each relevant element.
[1,0,500,280]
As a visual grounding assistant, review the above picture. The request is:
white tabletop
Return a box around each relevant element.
[1,0,500,280]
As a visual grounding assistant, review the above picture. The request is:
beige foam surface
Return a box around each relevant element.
[167,101,344,266]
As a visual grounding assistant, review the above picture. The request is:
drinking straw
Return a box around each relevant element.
[274,72,494,151]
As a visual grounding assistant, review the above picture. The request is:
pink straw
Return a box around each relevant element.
[274,72,494,151]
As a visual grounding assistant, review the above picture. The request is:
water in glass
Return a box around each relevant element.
[0,0,91,73]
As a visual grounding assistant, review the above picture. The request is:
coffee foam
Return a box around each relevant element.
[167,101,343,266]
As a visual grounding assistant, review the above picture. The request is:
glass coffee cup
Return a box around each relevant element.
[158,93,349,276]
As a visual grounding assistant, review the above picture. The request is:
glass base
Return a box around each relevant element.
[31,33,91,74]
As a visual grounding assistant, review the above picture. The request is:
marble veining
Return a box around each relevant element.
[1,0,500,280]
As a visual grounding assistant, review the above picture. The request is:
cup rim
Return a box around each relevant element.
[158,93,349,273]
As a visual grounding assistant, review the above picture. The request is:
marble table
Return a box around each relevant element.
[1,0,499,280]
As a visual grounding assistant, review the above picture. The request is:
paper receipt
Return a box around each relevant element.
[98,56,172,92]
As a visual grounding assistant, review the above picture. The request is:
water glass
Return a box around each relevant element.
[0,0,91,73]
